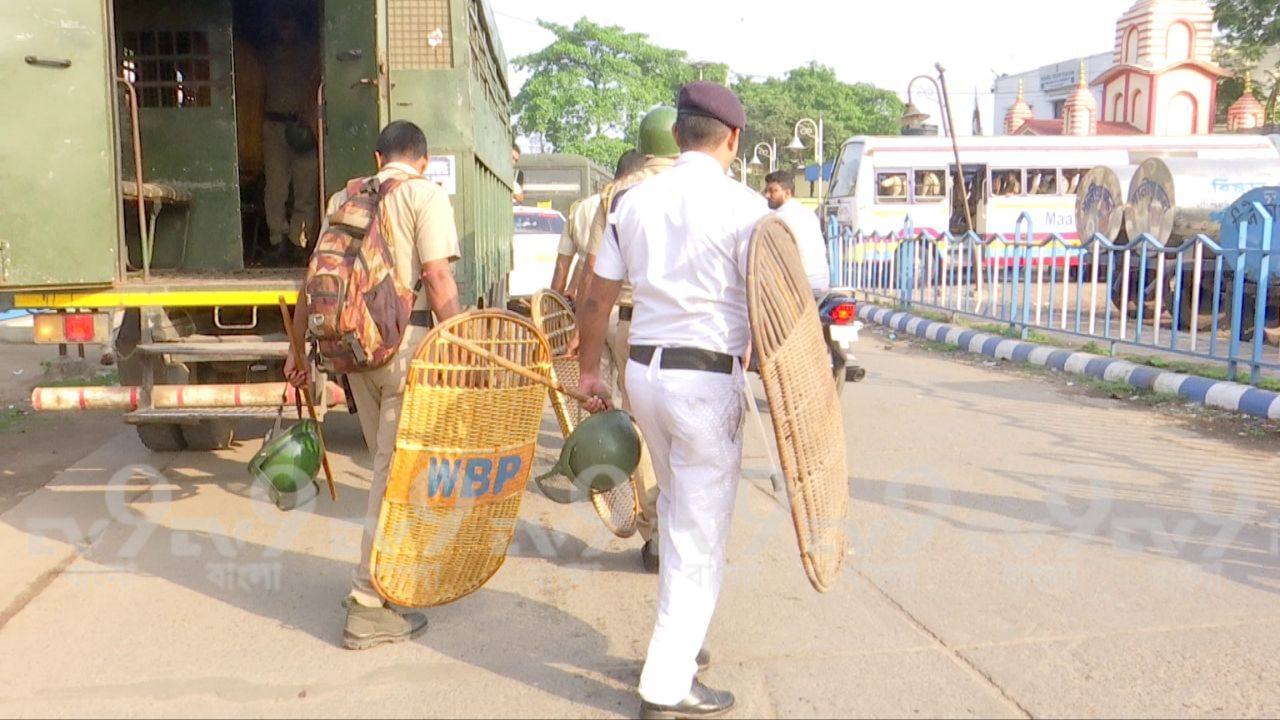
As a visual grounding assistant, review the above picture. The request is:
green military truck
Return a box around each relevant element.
[0,0,516,450]
[516,153,611,216]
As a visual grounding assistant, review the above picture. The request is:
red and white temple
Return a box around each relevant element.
[1004,0,1266,136]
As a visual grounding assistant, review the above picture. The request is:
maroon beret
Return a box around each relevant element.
[676,81,747,131]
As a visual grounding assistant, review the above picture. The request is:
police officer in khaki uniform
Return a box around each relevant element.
[262,12,320,263]
[550,194,600,299]
[287,121,462,650]
[553,150,647,299]
[577,81,766,719]
[578,108,680,573]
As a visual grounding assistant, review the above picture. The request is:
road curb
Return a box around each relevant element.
[859,303,1280,421]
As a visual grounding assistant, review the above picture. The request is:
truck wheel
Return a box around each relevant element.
[1110,265,1166,320]
[182,420,236,451]
[137,423,187,452]
[1176,274,1227,331]
[1235,294,1280,346]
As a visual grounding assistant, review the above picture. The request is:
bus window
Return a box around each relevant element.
[876,172,908,203]
[914,170,945,202]
[1027,169,1058,195]
[991,169,1024,197]
[829,142,864,197]
[1062,169,1088,194]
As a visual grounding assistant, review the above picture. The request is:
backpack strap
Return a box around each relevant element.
[606,186,635,253]
[366,175,427,295]
[345,177,369,197]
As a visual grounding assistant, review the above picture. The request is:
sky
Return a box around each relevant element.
[489,0,1141,133]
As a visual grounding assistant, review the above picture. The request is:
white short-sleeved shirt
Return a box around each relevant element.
[774,198,831,293]
[557,193,602,258]
[595,152,769,357]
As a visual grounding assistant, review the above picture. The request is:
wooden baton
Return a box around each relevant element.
[437,329,595,404]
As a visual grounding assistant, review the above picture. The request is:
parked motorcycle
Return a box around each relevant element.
[818,290,866,394]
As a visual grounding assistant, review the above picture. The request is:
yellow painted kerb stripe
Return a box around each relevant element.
[13,289,300,309]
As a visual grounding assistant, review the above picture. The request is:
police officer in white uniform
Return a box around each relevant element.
[576,81,767,719]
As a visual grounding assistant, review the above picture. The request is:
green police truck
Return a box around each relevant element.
[0,0,516,451]
[516,153,612,216]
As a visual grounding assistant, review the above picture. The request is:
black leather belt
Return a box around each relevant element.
[408,310,433,328]
[265,111,300,123]
[618,305,634,322]
[629,345,735,374]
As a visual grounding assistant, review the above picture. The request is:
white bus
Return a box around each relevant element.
[824,134,1280,247]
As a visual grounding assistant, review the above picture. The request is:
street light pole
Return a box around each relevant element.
[750,141,777,173]
[904,75,950,137]
[935,62,974,234]
[817,117,824,205]
[789,117,824,205]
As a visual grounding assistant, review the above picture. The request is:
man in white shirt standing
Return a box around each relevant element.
[576,81,768,719]
[763,170,831,296]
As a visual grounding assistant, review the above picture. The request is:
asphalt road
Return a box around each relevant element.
[0,340,1278,718]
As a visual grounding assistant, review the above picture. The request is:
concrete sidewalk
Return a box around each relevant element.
[0,341,1277,717]
[0,310,31,344]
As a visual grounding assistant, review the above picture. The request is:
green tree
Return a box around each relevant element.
[733,63,903,169]
[512,18,727,168]
[1213,0,1280,125]
[1213,0,1280,61]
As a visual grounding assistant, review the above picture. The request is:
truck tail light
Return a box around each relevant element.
[32,313,108,344]
[828,302,857,325]
[33,314,62,343]
[64,314,96,342]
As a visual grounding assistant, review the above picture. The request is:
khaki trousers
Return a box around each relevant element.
[344,324,429,608]
[611,309,659,543]
[263,120,319,247]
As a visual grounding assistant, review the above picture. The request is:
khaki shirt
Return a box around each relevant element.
[558,193,602,258]
[587,156,676,306]
[264,41,318,115]
[322,162,461,312]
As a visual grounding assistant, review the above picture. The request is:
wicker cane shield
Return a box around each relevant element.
[371,310,552,608]
[530,289,639,538]
[747,215,849,592]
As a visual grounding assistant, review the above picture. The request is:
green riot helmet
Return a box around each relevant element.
[248,419,322,510]
[638,106,679,158]
[535,409,642,504]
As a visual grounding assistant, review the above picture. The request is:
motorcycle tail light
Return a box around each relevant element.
[829,302,857,325]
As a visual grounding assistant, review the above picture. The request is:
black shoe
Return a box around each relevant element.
[696,647,711,671]
[640,680,735,720]
[264,241,292,267]
[287,241,312,265]
[641,538,659,574]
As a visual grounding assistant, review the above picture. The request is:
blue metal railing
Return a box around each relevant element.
[826,202,1280,385]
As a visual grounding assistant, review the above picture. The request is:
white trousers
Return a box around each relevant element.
[627,353,745,705]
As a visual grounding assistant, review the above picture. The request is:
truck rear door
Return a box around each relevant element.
[0,0,120,288]
[322,0,382,195]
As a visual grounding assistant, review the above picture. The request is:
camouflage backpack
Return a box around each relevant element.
[303,176,417,373]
